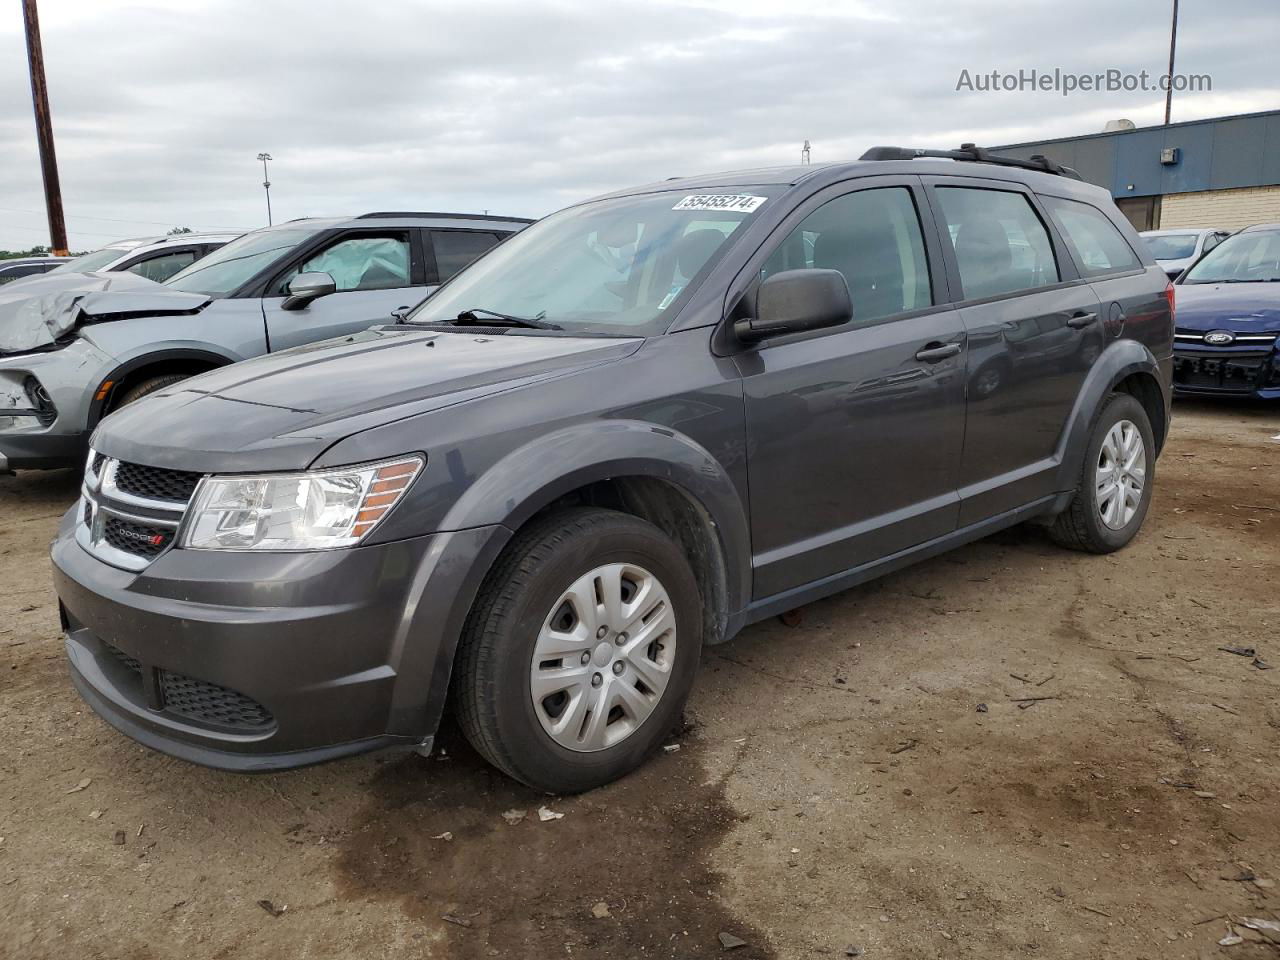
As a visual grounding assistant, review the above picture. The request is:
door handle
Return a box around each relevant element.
[915,342,962,363]
[1067,312,1098,329]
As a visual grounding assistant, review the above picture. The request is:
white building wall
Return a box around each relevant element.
[1160,185,1280,230]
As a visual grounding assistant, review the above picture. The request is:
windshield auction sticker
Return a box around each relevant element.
[673,195,768,213]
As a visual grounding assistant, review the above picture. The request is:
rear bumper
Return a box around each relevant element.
[51,507,510,771]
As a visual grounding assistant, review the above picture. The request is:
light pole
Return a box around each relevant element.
[256,152,273,225]
[1163,0,1179,125]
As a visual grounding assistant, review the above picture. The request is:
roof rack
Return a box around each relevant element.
[859,143,1083,181]
[356,211,536,223]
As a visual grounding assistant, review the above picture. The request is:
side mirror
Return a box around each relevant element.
[734,268,852,344]
[282,272,336,311]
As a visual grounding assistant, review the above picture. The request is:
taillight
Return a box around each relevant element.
[1164,281,1176,327]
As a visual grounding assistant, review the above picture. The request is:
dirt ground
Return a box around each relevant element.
[1,400,1277,960]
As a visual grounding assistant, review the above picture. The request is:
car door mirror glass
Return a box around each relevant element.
[282,271,337,310]
[735,268,852,344]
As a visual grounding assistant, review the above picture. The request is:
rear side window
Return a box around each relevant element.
[0,263,47,283]
[935,187,1059,300]
[760,187,932,326]
[1042,196,1141,277]
[125,250,198,283]
[431,231,502,282]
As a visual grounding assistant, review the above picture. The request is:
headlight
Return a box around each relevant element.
[181,456,422,551]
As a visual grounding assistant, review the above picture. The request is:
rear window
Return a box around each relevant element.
[1043,197,1141,277]
[935,187,1060,299]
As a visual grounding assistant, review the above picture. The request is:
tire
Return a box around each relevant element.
[1048,392,1155,554]
[113,373,191,409]
[453,507,703,793]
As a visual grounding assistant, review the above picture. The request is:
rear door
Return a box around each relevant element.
[924,177,1103,524]
[734,177,968,598]
[261,229,423,351]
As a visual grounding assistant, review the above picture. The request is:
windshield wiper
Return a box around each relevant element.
[451,308,562,331]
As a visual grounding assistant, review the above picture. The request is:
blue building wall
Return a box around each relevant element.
[995,109,1280,199]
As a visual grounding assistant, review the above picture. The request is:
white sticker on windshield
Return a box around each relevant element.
[673,194,767,213]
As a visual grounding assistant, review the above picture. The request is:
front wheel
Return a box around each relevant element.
[1048,392,1155,553]
[452,508,702,792]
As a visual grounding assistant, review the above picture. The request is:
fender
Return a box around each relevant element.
[86,345,240,429]
[1051,337,1168,497]
[439,418,753,627]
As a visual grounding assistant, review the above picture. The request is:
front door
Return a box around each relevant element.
[262,229,422,351]
[735,181,967,599]
[926,180,1104,524]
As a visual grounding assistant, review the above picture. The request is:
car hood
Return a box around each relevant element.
[93,325,644,473]
[0,271,210,354]
[1174,283,1280,333]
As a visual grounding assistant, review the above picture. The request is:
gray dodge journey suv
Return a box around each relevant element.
[53,146,1174,792]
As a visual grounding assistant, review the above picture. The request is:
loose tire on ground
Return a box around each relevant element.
[453,507,702,793]
[1048,392,1155,554]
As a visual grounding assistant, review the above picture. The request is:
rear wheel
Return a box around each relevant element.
[113,373,191,409]
[1048,393,1155,553]
[453,507,702,792]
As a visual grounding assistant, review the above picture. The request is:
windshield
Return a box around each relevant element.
[47,247,128,274]
[411,187,782,335]
[1182,230,1280,284]
[164,228,314,297]
[1143,233,1198,260]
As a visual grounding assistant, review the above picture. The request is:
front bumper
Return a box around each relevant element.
[1,339,111,469]
[51,508,509,771]
[1171,342,1280,399]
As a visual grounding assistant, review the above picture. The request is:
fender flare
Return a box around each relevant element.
[87,346,239,428]
[1052,338,1168,494]
[439,418,753,627]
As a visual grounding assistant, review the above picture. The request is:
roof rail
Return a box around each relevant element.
[356,211,536,223]
[859,143,1083,181]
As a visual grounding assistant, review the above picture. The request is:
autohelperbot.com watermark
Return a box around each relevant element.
[955,68,1211,96]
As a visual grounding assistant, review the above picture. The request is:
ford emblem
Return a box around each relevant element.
[1204,330,1236,345]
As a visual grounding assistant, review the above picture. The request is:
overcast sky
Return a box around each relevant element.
[2,0,1277,251]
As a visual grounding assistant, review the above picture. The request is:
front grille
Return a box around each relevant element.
[82,499,92,526]
[158,671,274,730]
[103,517,173,559]
[113,461,202,503]
[1175,328,1278,346]
[90,452,106,476]
[1173,348,1273,392]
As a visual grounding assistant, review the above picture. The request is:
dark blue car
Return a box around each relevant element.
[1173,222,1280,399]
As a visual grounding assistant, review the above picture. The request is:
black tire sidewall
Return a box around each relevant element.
[485,516,702,792]
[1080,394,1156,551]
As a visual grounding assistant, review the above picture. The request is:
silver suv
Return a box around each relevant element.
[0,212,530,470]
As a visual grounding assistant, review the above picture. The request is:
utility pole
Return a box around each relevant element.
[1163,0,1179,125]
[22,0,68,255]
[801,140,811,165]
[257,153,273,225]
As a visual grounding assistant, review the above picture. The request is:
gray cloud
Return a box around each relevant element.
[1,0,1276,250]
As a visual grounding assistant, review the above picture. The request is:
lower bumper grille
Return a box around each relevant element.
[159,671,274,730]
[99,639,274,732]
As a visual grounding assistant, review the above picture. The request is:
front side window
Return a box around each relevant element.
[1183,230,1280,284]
[411,186,781,335]
[760,187,932,326]
[936,187,1059,300]
[432,231,501,282]
[280,234,411,293]
[1043,197,1140,277]
[125,250,197,283]
[164,228,316,297]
